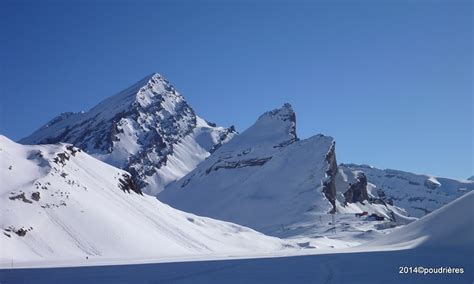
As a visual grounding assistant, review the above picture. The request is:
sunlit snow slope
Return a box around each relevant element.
[0,136,291,264]
[160,104,344,235]
[366,190,474,250]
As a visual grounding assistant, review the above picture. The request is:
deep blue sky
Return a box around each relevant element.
[1,0,472,179]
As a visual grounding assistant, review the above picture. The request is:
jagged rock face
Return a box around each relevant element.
[118,174,142,195]
[322,142,338,213]
[160,104,336,236]
[20,73,236,195]
[343,172,369,203]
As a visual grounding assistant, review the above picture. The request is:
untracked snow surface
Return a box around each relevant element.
[0,136,294,265]
[1,192,472,284]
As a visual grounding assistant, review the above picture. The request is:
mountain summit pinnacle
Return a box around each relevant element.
[20,73,236,194]
[246,103,298,148]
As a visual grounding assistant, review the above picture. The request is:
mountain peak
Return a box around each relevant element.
[249,103,297,146]
[90,72,182,113]
[20,73,235,194]
[258,103,295,122]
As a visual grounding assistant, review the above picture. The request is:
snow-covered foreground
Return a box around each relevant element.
[1,187,472,283]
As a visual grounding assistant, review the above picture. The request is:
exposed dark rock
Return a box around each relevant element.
[66,145,79,156]
[181,178,191,188]
[9,193,33,204]
[209,126,237,153]
[205,157,272,174]
[322,141,338,213]
[15,228,27,237]
[273,138,298,148]
[31,192,40,201]
[118,174,142,195]
[53,152,70,166]
[14,227,33,237]
[206,121,217,127]
[344,172,369,203]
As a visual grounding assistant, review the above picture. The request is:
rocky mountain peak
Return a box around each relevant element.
[257,103,296,134]
[240,103,298,149]
[20,73,236,195]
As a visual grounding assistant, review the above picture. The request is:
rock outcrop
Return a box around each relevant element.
[343,172,369,203]
[322,142,338,213]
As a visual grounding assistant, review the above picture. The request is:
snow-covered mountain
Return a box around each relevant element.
[159,104,473,238]
[0,135,293,263]
[16,72,473,242]
[159,104,401,237]
[338,164,474,217]
[19,73,236,195]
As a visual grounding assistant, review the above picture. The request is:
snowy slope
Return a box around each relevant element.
[160,104,403,238]
[19,73,236,195]
[366,190,474,250]
[159,104,332,234]
[0,135,294,264]
[339,164,474,217]
[2,190,471,284]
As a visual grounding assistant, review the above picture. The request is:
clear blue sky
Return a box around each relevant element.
[1,0,472,179]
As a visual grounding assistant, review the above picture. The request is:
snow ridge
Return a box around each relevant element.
[160,104,340,236]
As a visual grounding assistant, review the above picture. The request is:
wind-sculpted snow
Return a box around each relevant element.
[0,136,294,264]
[20,73,236,195]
